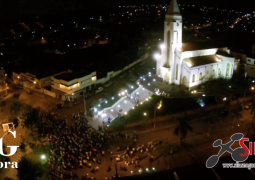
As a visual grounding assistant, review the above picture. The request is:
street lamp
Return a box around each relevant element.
[41,154,46,160]
[243,86,254,107]
[153,101,162,128]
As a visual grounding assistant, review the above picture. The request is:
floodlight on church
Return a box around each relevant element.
[154,53,161,60]
[177,43,182,49]
[160,44,165,50]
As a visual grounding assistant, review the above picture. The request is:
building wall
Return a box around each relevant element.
[246,57,255,65]
[51,71,97,95]
[245,64,255,78]
[12,71,68,91]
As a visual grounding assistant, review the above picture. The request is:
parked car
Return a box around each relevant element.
[244,102,253,110]
[98,98,107,104]
[95,87,104,94]
[219,109,229,117]
[130,77,138,82]
[56,102,64,109]
[104,81,112,87]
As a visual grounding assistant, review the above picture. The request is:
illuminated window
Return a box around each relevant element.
[212,69,215,76]
[218,69,221,76]
[199,72,203,80]
[91,76,97,81]
[192,75,195,82]
[234,64,237,70]
[176,64,178,80]
[226,63,230,76]
[59,83,79,90]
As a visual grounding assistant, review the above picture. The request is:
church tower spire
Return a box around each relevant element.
[156,0,182,84]
[166,0,181,16]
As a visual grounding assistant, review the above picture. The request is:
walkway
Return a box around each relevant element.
[89,86,153,129]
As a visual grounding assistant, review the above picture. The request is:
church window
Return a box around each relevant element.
[176,64,178,80]
[166,31,170,67]
[212,69,215,76]
[192,75,195,82]
[218,69,221,76]
[226,63,230,76]
[199,72,203,80]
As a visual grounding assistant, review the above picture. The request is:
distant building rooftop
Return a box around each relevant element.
[216,51,234,58]
[54,70,95,81]
[184,55,218,68]
[181,42,226,52]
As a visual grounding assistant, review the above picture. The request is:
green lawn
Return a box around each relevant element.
[109,95,201,129]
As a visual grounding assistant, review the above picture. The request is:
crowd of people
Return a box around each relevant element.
[37,111,137,180]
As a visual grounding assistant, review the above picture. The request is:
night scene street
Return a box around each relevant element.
[0,0,255,180]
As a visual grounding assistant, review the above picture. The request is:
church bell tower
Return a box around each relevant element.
[156,0,182,84]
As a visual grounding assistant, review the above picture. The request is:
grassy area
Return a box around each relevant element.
[109,95,201,129]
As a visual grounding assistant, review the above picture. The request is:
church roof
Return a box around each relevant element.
[216,51,234,58]
[181,42,226,52]
[184,55,219,68]
[167,0,181,16]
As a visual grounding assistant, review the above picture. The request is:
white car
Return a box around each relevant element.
[98,98,107,104]
[95,87,104,94]
[104,81,112,87]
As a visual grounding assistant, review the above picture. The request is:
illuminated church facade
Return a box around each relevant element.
[156,0,238,88]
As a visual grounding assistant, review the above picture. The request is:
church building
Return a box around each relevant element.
[156,0,239,88]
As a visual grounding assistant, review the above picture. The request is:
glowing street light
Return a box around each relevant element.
[112,97,114,100]
[153,79,155,81]
[41,155,46,160]
[144,113,147,116]
[252,87,254,90]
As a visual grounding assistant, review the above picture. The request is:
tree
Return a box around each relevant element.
[174,116,193,144]
[17,156,43,180]
[13,93,20,100]
[251,102,255,122]
[0,101,6,112]
[9,101,22,117]
[20,105,40,128]
[230,105,243,129]
[205,112,219,137]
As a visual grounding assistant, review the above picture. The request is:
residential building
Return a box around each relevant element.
[12,70,68,91]
[245,56,255,78]
[51,71,97,101]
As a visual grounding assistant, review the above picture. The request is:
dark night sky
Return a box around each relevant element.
[0,0,254,19]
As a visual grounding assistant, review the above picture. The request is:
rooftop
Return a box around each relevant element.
[184,55,219,68]
[181,42,226,52]
[54,70,95,81]
[216,51,234,58]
